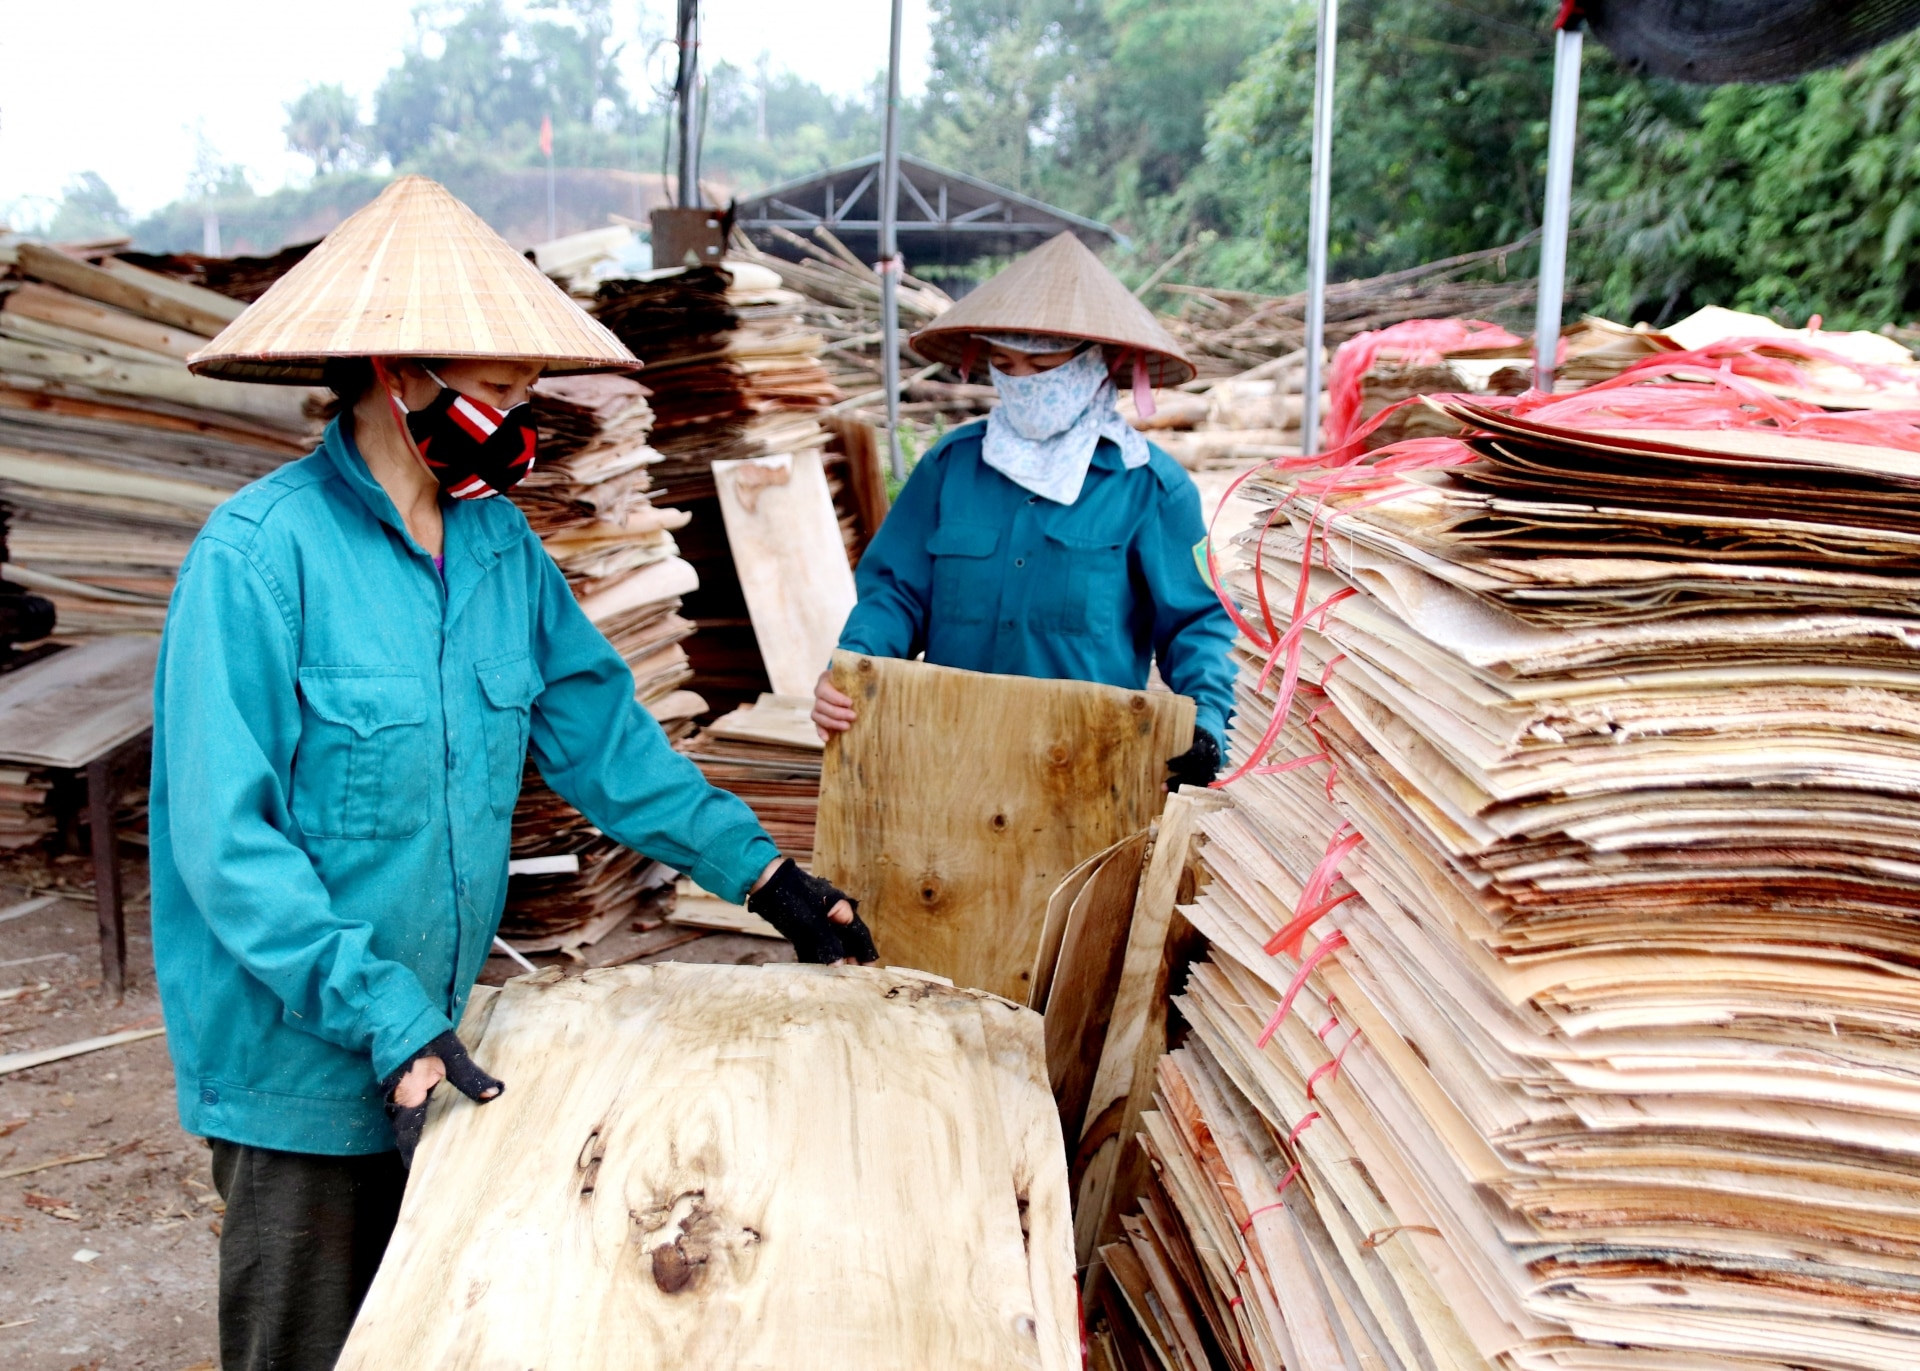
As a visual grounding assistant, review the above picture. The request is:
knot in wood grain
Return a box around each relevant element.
[577,1126,606,1196]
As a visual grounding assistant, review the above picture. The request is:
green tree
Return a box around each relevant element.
[47,172,133,242]
[372,0,634,165]
[1576,33,1920,327]
[285,83,370,175]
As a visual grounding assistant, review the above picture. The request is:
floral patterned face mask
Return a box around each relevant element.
[987,346,1108,441]
[983,345,1149,504]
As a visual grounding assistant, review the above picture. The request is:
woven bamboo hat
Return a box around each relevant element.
[188,176,637,384]
[910,232,1195,386]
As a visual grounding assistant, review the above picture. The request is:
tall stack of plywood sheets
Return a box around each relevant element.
[1098,390,1920,1371]
[338,962,1077,1371]
[0,239,323,634]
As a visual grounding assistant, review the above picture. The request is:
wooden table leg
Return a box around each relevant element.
[86,754,125,1000]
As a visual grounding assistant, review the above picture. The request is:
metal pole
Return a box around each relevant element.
[1534,21,1584,392]
[676,0,702,208]
[879,0,906,479]
[1298,0,1339,453]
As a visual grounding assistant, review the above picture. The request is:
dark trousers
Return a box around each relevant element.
[209,1140,407,1371]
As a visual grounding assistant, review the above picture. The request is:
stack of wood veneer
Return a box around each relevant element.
[590,262,858,718]
[498,374,691,949]
[1095,377,1920,1370]
[0,239,323,634]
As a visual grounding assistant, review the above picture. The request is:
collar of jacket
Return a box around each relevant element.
[319,415,519,570]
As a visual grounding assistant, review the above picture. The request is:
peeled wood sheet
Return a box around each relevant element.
[818,651,1192,1000]
[340,963,1069,1371]
[713,451,856,696]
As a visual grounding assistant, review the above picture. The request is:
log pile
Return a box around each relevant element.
[1095,382,1920,1370]
[1156,240,1538,382]
[499,374,689,950]
[0,239,324,634]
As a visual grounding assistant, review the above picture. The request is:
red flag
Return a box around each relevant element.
[540,114,553,159]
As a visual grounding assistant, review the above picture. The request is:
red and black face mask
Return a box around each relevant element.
[376,361,538,500]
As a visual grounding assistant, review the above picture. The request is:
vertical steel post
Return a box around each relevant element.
[1534,21,1584,392]
[676,0,702,208]
[1298,0,1340,453]
[880,0,907,479]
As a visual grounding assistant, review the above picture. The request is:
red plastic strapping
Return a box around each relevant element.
[1263,827,1364,957]
[1316,1014,1341,1043]
[1276,1161,1303,1194]
[1263,889,1359,959]
[1306,1026,1361,1102]
[1251,752,1330,777]
[1255,931,1349,1049]
[1288,1111,1321,1143]
[1238,1199,1288,1234]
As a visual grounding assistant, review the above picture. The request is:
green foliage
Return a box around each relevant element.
[1209,0,1579,280]
[912,0,1295,290]
[285,84,371,176]
[46,172,132,242]
[372,0,634,166]
[1576,33,1920,327]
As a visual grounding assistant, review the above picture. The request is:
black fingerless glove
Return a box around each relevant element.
[746,859,878,965]
[381,1029,505,1168]
[1167,731,1223,790]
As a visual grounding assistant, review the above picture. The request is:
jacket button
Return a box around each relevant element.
[200,1087,219,1105]
[1014,558,1025,568]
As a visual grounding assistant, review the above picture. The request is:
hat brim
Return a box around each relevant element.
[910,324,1196,388]
[187,350,643,385]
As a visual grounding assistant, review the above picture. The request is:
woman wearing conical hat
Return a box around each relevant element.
[155,176,871,1367]
[812,234,1235,786]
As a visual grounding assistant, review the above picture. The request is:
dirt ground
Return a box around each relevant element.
[0,848,789,1371]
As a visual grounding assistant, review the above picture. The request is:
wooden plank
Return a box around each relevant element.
[1074,791,1229,1262]
[0,636,156,769]
[15,244,238,336]
[713,450,858,696]
[0,337,318,435]
[818,652,1193,1001]
[3,282,210,360]
[665,878,783,938]
[1028,833,1130,1010]
[1045,832,1150,1150]
[0,1027,164,1077]
[339,964,1060,1371]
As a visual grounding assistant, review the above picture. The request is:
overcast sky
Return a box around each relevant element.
[0,1,934,223]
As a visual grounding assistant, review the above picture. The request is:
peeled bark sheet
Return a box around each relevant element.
[817,650,1193,1001]
[339,963,1076,1371]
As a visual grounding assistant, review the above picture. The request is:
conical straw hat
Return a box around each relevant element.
[910,232,1195,386]
[188,176,637,384]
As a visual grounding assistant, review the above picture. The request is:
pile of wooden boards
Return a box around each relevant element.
[0,238,323,633]
[677,694,822,864]
[338,962,1078,1371]
[498,374,688,949]
[590,262,885,717]
[1096,385,1920,1369]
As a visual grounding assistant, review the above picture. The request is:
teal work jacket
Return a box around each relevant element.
[150,418,779,1156]
[838,422,1235,746]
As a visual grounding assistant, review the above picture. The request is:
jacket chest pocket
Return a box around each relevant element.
[1033,531,1126,637]
[292,669,431,840]
[476,652,541,817]
[927,522,1000,627]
